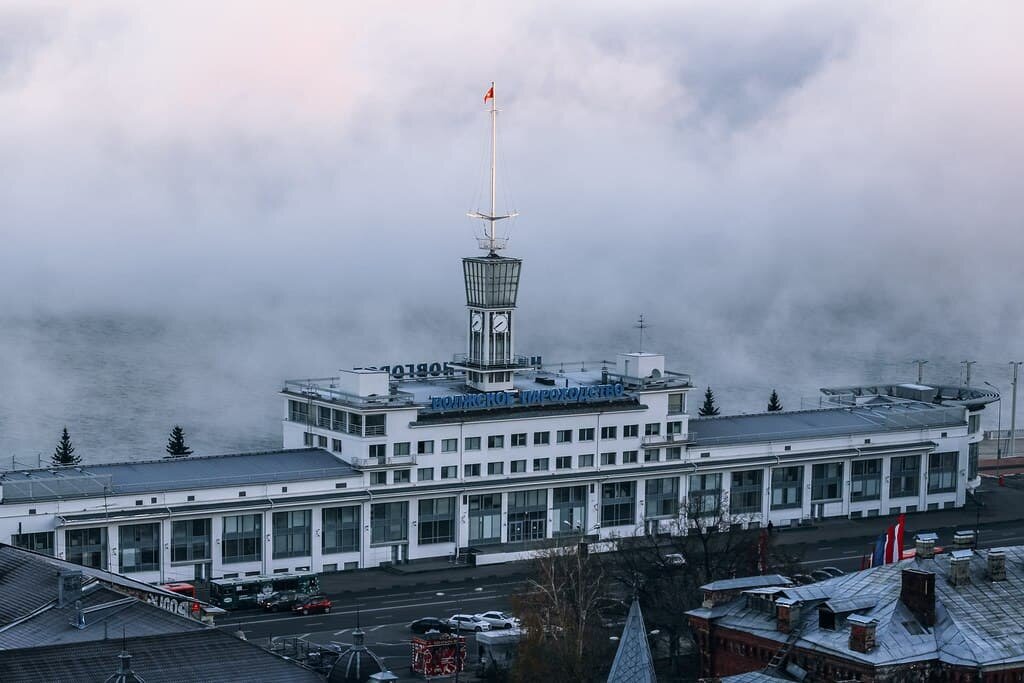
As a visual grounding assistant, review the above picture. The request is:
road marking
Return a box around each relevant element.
[819,546,833,550]
[370,625,387,632]
[334,628,351,635]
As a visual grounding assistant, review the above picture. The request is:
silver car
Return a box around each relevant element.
[447,614,492,632]
[475,611,519,629]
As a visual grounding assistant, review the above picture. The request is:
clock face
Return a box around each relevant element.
[493,313,509,333]
[471,312,483,333]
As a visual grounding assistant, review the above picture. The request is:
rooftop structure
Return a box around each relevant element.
[607,598,657,683]
[688,544,1024,680]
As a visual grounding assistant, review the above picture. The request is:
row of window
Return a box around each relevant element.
[367,447,693,485]
[289,401,387,437]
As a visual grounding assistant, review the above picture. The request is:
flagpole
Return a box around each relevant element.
[489,81,497,253]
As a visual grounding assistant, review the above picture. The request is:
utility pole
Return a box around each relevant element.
[913,359,928,385]
[984,381,1003,466]
[961,360,976,386]
[1010,362,1022,463]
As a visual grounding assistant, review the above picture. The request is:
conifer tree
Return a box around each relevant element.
[767,389,783,412]
[52,426,80,466]
[165,425,194,457]
[698,386,721,417]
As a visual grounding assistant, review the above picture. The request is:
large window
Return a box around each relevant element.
[928,452,958,493]
[730,470,763,514]
[273,510,312,559]
[771,466,803,509]
[119,523,160,573]
[553,486,587,535]
[323,506,360,554]
[223,514,262,563]
[968,443,979,481]
[371,502,408,545]
[851,459,882,501]
[601,482,636,527]
[66,527,107,569]
[469,494,502,545]
[668,393,685,414]
[10,531,54,555]
[811,463,843,501]
[418,497,456,545]
[645,477,679,519]
[289,400,309,423]
[508,490,547,543]
[890,455,920,498]
[688,473,722,517]
[171,519,211,563]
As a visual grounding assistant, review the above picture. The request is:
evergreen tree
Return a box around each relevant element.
[52,426,80,466]
[165,425,194,457]
[767,389,783,412]
[698,386,720,417]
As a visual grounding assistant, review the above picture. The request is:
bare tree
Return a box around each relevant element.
[511,541,616,682]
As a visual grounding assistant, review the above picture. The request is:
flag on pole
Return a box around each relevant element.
[484,85,494,103]
[893,514,906,561]
[883,524,897,563]
[870,534,886,567]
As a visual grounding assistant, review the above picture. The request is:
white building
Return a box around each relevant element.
[0,94,996,585]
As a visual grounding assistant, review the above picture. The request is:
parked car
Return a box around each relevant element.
[262,591,307,612]
[292,594,332,615]
[810,570,834,582]
[821,567,845,577]
[792,574,816,586]
[475,611,519,629]
[410,617,452,634]
[663,553,686,567]
[447,614,491,632]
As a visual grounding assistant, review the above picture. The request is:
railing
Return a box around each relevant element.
[282,379,416,407]
[451,353,535,369]
[349,455,417,469]
[642,433,690,446]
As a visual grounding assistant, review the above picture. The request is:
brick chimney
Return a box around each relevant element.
[900,569,936,627]
[952,530,975,551]
[776,597,799,634]
[847,614,878,653]
[914,533,938,560]
[949,550,972,587]
[988,548,1007,581]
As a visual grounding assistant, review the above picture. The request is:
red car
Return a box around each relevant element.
[292,594,332,615]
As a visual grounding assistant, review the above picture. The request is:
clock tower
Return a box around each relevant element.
[451,83,531,393]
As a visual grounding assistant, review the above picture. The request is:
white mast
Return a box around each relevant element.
[469,81,517,255]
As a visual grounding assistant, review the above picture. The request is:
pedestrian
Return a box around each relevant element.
[767,520,774,535]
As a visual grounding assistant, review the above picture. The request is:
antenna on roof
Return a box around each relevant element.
[635,314,649,354]
[911,359,928,384]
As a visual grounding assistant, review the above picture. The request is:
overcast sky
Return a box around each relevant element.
[1,2,1022,458]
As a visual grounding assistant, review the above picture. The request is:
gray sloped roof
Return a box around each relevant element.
[0,447,356,502]
[701,575,792,592]
[0,630,323,682]
[607,599,656,683]
[689,546,1024,670]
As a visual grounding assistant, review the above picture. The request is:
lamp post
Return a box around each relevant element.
[1010,362,1022,465]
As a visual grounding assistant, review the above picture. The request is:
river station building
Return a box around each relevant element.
[0,94,997,585]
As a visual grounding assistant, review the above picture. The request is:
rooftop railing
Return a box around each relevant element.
[282,379,416,407]
[349,455,417,469]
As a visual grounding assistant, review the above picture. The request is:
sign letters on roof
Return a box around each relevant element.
[430,383,625,412]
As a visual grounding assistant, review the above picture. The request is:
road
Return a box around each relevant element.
[221,514,1024,678]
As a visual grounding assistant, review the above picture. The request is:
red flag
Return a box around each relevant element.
[483,85,494,103]
[894,514,906,561]
[884,525,896,563]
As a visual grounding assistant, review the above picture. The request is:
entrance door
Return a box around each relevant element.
[194,562,212,581]
[508,521,524,543]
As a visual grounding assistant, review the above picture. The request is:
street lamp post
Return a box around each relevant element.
[985,382,1003,468]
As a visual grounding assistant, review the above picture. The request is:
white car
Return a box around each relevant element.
[664,553,686,566]
[447,614,492,632]
[475,611,520,629]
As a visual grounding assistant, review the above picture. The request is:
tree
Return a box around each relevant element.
[52,427,80,466]
[767,389,783,412]
[606,491,803,676]
[165,425,194,457]
[511,543,616,682]
[698,386,720,417]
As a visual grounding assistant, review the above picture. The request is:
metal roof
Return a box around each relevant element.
[607,599,656,683]
[688,402,964,447]
[689,546,1024,670]
[702,575,793,592]
[0,448,356,503]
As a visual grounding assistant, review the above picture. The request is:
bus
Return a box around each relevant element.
[160,582,196,599]
[209,571,320,610]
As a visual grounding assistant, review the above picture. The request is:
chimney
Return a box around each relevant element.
[847,614,878,653]
[988,548,1007,581]
[776,597,799,634]
[952,530,976,551]
[915,533,938,560]
[949,550,973,587]
[900,569,936,627]
[57,571,82,608]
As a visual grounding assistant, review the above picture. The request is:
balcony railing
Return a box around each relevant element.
[451,353,537,369]
[349,455,417,469]
[641,433,690,446]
